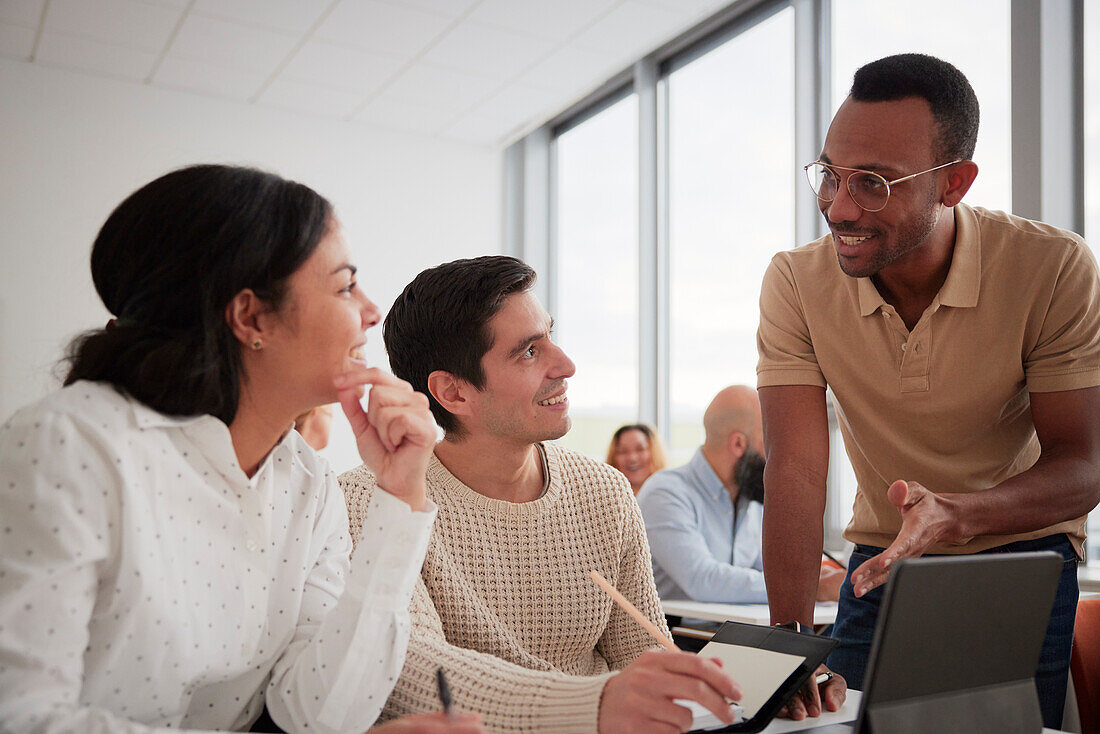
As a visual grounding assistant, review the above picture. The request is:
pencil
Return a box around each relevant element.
[589,570,678,652]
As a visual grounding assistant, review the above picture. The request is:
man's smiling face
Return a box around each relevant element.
[819,96,945,279]
[463,290,576,446]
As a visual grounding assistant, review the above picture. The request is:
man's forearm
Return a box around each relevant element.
[951,450,1100,541]
[763,465,827,626]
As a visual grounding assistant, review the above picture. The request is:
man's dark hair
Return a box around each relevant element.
[384,256,537,436]
[850,53,979,161]
[65,164,331,425]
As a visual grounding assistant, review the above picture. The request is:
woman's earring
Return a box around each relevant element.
[252,340,262,350]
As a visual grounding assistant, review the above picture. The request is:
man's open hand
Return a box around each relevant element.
[850,480,960,596]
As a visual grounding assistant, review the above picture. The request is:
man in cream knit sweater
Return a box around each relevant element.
[340,256,747,734]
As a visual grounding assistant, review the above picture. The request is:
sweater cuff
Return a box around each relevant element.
[532,671,616,733]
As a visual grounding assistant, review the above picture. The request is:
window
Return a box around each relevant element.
[1086,2,1100,245]
[667,8,795,465]
[554,95,640,457]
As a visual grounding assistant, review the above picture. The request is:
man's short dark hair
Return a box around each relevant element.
[384,255,537,436]
[850,53,979,162]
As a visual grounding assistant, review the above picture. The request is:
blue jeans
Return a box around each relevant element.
[826,534,1078,729]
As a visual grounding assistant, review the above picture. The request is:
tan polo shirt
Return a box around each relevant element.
[757,204,1100,557]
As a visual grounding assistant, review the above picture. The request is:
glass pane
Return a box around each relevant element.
[555,95,639,458]
[1085,2,1100,563]
[667,7,795,465]
[832,0,1011,212]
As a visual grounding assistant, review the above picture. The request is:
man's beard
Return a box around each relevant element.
[832,185,939,279]
[733,448,765,504]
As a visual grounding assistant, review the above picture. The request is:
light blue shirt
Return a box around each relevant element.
[637,449,767,603]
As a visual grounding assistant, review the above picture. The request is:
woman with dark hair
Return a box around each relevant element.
[605,424,667,495]
[0,165,481,734]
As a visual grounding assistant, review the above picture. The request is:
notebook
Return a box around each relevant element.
[686,619,837,732]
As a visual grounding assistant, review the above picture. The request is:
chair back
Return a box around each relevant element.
[1071,598,1100,734]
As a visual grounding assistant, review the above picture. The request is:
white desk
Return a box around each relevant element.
[756,690,858,732]
[662,599,839,627]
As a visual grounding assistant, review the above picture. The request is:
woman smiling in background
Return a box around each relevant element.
[607,423,667,495]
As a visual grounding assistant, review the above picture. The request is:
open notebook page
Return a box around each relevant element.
[691,641,806,724]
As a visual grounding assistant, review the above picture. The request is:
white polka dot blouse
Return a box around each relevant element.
[0,381,435,733]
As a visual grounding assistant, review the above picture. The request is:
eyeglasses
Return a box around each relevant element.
[803,159,961,213]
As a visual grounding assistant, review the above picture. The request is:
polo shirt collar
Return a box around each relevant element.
[856,275,887,316]
[936,203,981,308]
[855,203,981,316]
[688,448,728,502]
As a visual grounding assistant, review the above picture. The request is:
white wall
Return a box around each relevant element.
[0,58,502,473]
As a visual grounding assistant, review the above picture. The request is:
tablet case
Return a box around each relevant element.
[688,621,838,733]
[854,552,1061,734]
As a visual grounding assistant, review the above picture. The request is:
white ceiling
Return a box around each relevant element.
[0,0,732,147]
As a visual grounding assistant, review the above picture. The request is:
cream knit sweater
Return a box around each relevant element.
[339,441,668,733]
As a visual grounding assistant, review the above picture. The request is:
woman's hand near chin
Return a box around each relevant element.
[335,366,436,511]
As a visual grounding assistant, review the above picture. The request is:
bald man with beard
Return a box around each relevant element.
[637,386,844,604]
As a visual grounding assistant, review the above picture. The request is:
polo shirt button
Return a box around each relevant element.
[246,540,260,552]
[901,343,907,351]
[883,312,891,318]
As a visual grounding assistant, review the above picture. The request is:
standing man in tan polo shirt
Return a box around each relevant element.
[757,53,1100,729]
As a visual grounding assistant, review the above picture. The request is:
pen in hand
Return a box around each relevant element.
[436,667,454,721]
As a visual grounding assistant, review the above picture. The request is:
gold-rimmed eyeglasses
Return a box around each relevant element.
[803,159,961,213]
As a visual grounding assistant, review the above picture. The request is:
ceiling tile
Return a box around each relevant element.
[280,39,405,96]
[168,14,298,74]
[383,62,502,114]
[44,0,181,53]
[637,0,728,16]
[153,54,267,100]
[315,0,452,59]
[440,111,514,146]
[36,31,158,80]
[571,0,689,58]
[353,93,458,135]
[0,0,45,27]
[138,0,191,8]
[419,21,555,81]
[467,82,561,132]
[468,0,618,43]
[0,22,35,59]
[514,44,621,93]
[258,78,363,118]
[380,0,480,18]
[191,0,329,34]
